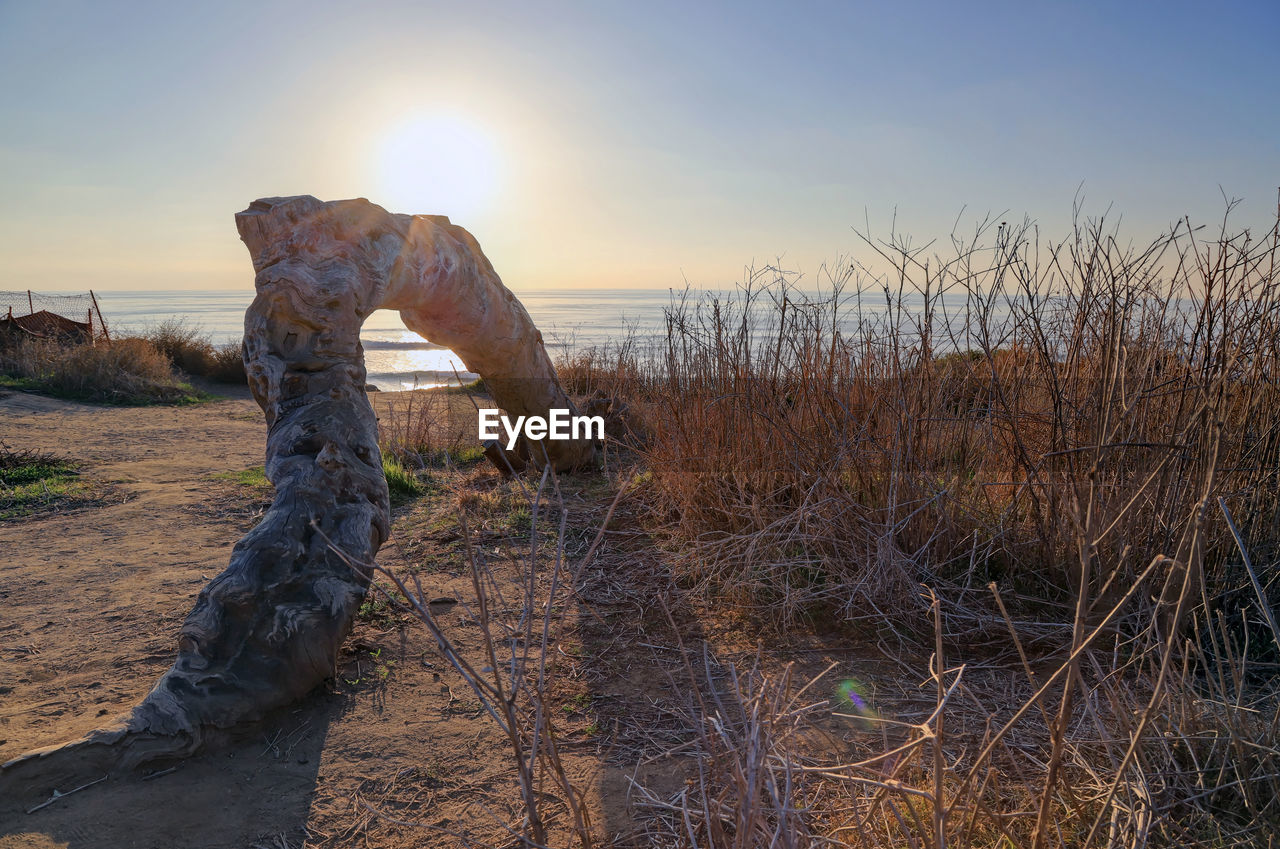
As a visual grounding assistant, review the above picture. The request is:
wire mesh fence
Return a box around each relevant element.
[0,290,109,342]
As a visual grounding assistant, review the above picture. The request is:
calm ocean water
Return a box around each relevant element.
[92,288,676,389]
[81,286,1017,389]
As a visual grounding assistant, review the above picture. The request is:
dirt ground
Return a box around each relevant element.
[0,386,896,849]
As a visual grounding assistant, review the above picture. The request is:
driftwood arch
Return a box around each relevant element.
[3,195,593,786]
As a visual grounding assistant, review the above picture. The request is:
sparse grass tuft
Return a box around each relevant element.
[0,446,95,519]
[383,454,428,502]
[356,586,403,630]
[448,444,486,466]
[213,465,271,489]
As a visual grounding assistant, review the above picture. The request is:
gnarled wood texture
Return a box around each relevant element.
[1,195,590,790]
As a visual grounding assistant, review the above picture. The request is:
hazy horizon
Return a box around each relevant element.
[3,0,1277,293]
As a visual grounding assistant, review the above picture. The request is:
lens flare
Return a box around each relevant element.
[836,678,879,728]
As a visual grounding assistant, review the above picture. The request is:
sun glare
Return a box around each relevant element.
[375,114,501,222]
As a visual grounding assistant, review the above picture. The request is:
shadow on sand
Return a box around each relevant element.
[0,692,344,849]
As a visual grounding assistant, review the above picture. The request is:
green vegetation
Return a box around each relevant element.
[215,457,440,509]
[213,465,271,489]
[366,647,396,681]
[0,374,41,392]
[505,505,532,535]
[392,444,486,469]
[443,444,485,466]
[0,447,94,519]
[383,454,429,502]
[356,584,404,630]
[441,376,485,394]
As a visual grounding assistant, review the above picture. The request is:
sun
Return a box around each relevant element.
[375,114,501,222]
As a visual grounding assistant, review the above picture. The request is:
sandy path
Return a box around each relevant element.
[0,389,574,849]
[0,389,265,761]
[0,387,685,849]
[0,390,331,849]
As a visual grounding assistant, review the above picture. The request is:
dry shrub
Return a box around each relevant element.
[322,468,600,848]
[145,318,215,374]
[631,654,830,848]
[207,343,247,384]
[145,319,246,383]
[609,205,1280,847]
[1,335,196,404]
[557,335,653,399]
[629,590,1280,848]
[609,210,1280,634]
[377,390,478,468]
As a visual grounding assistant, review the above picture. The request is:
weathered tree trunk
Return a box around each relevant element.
[2,195,591,788]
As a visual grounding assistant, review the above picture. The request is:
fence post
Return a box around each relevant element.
[90,290,109,341]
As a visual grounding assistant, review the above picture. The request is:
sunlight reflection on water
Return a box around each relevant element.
[362,331,474,390]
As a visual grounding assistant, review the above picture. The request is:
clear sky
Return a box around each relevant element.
[2,0,1277,292]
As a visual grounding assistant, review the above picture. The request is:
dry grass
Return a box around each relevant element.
[329,448,1280,847]
[567,209,1279,630]
[206,341,249,383]
[377,389,486,469]
[623,588,1280,848]
[0,316,248,403]
[145,318,246,383]
[0,334,202,404]
[303,203,1280,848]
[323,467,601,848]
[550,205,1280,847]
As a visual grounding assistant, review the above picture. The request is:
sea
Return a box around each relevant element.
[92,288,676,390]
[77,286,1029,390]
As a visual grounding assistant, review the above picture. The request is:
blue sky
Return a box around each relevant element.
[1,0,1276,291]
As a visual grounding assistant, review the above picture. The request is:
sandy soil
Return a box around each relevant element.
[0,388,676,848]
[0,387,885,849]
